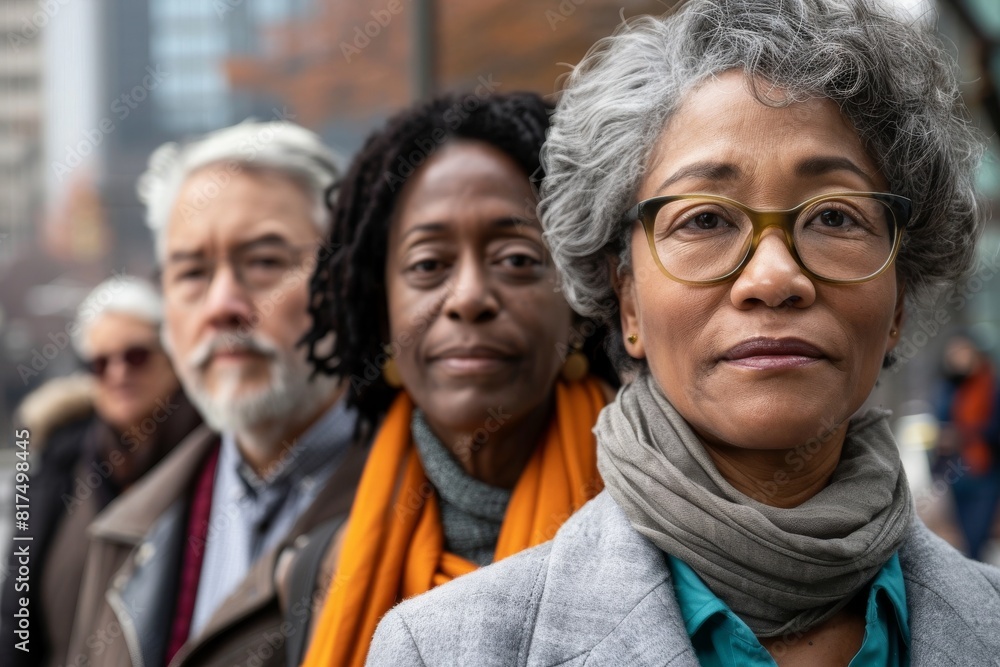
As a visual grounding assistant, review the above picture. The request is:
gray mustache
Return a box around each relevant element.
[188,333,279,370]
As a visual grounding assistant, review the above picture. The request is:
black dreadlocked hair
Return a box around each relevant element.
[304,90,619,434]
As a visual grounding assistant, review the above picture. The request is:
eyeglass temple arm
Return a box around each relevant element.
[623,203,641,224]
[888,196,913,230]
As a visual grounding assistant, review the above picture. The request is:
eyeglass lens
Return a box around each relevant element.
[649,195,897,282]
[89,346,153,378]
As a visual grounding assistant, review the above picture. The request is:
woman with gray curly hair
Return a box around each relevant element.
[364,0,1000,665]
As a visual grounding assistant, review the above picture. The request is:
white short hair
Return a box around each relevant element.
[72,275,163,359]
[137,120,344,260]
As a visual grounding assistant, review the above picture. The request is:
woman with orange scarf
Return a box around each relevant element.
[299,91,619,666]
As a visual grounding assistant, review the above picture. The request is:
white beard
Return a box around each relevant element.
[163,329,339,435]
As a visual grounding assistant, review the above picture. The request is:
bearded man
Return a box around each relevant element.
[67,121,366,667]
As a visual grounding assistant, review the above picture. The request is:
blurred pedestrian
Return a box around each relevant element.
[1,276,202,667]
[67,121,366,667]
[298,91,619,667]
[935,331,1000,561]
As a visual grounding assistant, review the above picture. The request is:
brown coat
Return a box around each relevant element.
[65,422,368,667]
[2,378,202,667]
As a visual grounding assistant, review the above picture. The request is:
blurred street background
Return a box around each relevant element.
[1,0,999,569]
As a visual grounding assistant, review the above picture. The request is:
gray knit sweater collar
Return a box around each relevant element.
[412,409,512,566]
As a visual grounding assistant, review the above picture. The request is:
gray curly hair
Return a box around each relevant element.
[540,0,985,333]
[137,120,344,261]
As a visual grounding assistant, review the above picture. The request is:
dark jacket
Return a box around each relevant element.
[66,415,368,667]
[2,409,94,667]
[1,379,201,667]
[368,491,1000,666]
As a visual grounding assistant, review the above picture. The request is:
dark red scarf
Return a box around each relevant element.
[164,444,220,663]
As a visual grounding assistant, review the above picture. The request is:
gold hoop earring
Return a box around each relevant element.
[561,341,589,382]
[627,333,638,345]
[382,346,403,388]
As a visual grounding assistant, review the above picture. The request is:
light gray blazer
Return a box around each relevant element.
[367,491,1000,666]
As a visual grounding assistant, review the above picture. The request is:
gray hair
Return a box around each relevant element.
[540,0,985,325]
[137,120,344,261]
[71,275,163,359]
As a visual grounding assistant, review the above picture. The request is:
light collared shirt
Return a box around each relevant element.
[189,399,357,638]
[667,552,910,667]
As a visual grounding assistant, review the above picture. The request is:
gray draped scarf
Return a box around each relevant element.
[596,372,912,638]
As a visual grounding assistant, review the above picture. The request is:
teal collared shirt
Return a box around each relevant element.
[667,553,910,667]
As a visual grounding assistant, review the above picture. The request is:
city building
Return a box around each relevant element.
[0,0,45,269]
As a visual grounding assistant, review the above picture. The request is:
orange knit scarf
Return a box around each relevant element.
[302,377,607,667]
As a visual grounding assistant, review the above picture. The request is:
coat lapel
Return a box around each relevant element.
[107,500,187,667]
[88,425,220,545]
[173,441,370,663]
[558,498,1000,667]
[901,519,1000,665]
[90,427,220,667]
[527,492,700,666]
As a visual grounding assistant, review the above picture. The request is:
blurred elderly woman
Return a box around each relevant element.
[366,1,1000,665]
[0,276,200,667]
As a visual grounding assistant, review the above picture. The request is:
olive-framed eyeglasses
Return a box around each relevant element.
[625,191,912,285]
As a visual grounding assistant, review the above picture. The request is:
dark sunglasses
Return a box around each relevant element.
[88,346,155,378]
